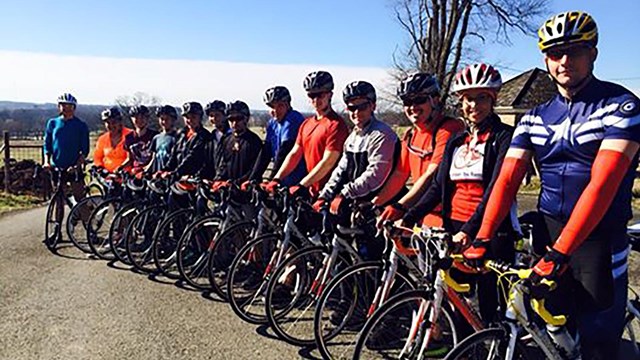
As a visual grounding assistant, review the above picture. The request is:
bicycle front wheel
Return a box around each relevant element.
[66,195,103,253]
[87,198,123,260]
[152,208,194,278]
[443,327,534,360]
[353,289,457,360]
[44,191,65,252]
[177,215,223,290]
[126,204,166,272]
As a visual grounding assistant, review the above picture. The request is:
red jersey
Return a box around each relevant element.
[449,131,489,222]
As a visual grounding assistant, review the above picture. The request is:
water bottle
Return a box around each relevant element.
[546,325,581,359]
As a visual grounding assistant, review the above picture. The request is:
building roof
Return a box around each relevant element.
[496,67,558,108]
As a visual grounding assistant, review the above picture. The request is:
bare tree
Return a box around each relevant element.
[114,91,162,109]
[392,0,549,102]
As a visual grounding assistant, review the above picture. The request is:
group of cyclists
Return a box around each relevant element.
[41,10,639,359]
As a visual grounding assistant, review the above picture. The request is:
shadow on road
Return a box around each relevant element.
[147,272,177,285]
[51,242,94,261]
[174,279,202,292]
[200,291,225,303]
[106,259,132,271]
[298,346,322,360]
[255,324,280,340]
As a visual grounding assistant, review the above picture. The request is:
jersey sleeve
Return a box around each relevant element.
[430,120,462,166]
[43,119,53,156]
[510,111,538,150]
[600,96,640,142]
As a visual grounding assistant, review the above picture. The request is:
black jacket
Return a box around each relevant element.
[404,114,514,237]
[215,130,264,182]
[165,126,211,177]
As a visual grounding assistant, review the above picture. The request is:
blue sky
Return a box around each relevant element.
[1,0,638,110]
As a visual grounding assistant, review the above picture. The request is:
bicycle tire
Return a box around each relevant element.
[264,245,354,347]
[125,204,167,272]
[66,195,103,253]
[86,198,123,260]
[206,220,256,300]
[108,199,145,264]
[352,289,457,360]
[227,233,298,324]
[176,215,224,289]
[152,208,195,278]
[315,261,415,360]
[622,300,640,359]
[443,327,535,360]
[44,191,64,252]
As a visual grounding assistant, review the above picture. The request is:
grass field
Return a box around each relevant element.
[0,193,42,216]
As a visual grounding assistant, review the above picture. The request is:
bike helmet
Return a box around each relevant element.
[263,86,291,106]
[343,81,376,103]
[451,63,502,94]
[303,71,334,93]
[57,93,77,106]
[181,102,204,116]
[101,106,122,121]
[538,11,598,52]
[226,100,250,119]
[156,105,178,119]
[205,100,227,116]
[129,105,150,116]
[397,72,441,100]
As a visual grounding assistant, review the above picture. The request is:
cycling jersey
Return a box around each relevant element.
[511,78,640,252]
[319,117,399,201]
[93,128,134,172]
[165,126,211,177]
[124,129,158,168]
[296,111,349,195]
[149,131,177,173]
[215,130,264,182]
[43,115,90,169]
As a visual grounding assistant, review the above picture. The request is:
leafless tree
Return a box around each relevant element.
[114,91,162,110]
[391,0,549,102]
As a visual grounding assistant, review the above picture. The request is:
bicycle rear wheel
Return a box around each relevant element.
[126,204,166,272]
[87,198,123,260]
[152,208,195,278]
[66,195,103,253]
[315,261,415,360]
[177,215,223,289]
[44,192,64,252]
[109,200,144,264]
[443,327,534,360]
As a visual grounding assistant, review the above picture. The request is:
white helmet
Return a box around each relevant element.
[57,93,78,106]
[451,63,502,94]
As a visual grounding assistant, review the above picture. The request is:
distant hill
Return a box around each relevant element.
[0,101,57,111]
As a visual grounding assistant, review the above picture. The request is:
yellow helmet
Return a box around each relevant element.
[538,11,598,52]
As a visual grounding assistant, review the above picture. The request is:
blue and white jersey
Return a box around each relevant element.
[511,78,640,230]
[265,109,306,185]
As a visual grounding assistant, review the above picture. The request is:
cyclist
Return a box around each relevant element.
[402,63,516,324]
[119,105,158,172]
[265,71,349,197]
[147,105,178,174]
[43,93,90,200]
[463,11,640,358]
[376,72,464,227]
[248,86,306,186]
[211,101,264,188]
[201,100,230,179]
[94,107,133,173]
[313,81,400,257]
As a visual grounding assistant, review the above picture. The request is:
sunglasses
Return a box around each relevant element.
[545,45,592,61]
[307,92,326,99]
[402,96,430,107]
[346,102,370,112]
[228,116,245,122]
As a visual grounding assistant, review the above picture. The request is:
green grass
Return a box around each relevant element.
[0,192,43,216]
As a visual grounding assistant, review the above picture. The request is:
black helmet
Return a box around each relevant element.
[101,106,122,121]
[397,73,441,100]
[181,102,204,116]
[226,101,250,119]
[156,105,178,119]
[263,86,291,106]
[343,81,376,103]
[303,71,334,93]
[205,100,227,116]
[129,105,150,116]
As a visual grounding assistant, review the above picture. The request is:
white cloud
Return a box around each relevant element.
[0,50,394,112]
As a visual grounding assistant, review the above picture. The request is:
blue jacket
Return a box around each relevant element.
[43,115,90,168]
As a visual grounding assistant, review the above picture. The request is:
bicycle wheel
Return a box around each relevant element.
[443,327,534,360]
[152,208,194,278]
[126,205,166,272]
[622,296,640,358]
[265,245,353,347]
[315,261,415,360]
[44,191,64,252]
[66,195,103,253]
[227,233,299,324]
[352,289,457,359]
[207,220,256,300]
[177,215,224,289]
[87,198,123,260]
[108,200,144,264]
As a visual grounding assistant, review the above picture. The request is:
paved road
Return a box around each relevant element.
[0,207,304,360]
[1,201,638,360]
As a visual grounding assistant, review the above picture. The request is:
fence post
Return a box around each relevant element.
[3,131,10,193]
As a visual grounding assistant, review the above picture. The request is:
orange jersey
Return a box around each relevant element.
[94,128,133,172]
[296,111,349,195]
